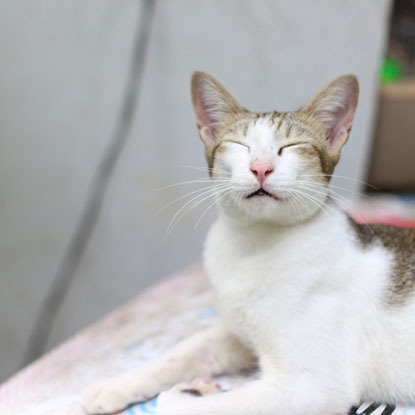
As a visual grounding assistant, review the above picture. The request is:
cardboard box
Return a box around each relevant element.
[367,80,415,192]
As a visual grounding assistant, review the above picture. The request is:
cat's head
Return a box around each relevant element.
[191,72,359,225]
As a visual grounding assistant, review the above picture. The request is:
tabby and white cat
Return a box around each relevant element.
[83,73,415,415]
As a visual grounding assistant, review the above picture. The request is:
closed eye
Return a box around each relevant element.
[224,140,250,150]
[278,142,309,156]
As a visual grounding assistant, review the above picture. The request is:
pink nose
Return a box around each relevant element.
[250,162,274,185]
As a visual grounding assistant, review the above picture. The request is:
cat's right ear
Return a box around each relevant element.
[302,75,359,165]
[191,72,245,150]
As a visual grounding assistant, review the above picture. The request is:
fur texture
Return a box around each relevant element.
[83,73,415,415]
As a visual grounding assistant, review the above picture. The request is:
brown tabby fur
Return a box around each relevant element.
[348,218,415,304]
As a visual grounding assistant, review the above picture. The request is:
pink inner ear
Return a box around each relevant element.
[200,126,216,147]
[328,101,355,150]
[193,87,216,142]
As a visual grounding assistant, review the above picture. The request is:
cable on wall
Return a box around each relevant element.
[21,0,156,367]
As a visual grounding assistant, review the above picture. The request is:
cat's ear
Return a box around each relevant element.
[191,72,245,149]
[303,75,359,163]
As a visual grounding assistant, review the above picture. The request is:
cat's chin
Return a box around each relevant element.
[218,195,318,226]
[244,191,278,204]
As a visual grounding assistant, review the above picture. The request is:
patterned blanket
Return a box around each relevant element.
[122,399,415,415]
[1,262,414,415]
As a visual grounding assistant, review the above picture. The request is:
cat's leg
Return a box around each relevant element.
[82,323,256,414]
[156,374,356,415]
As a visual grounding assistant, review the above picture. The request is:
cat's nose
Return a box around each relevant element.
[250,162,274,185]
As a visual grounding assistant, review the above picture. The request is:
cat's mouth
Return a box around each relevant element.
[246,188,280,201]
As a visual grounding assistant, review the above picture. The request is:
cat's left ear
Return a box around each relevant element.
[303,75,359,163]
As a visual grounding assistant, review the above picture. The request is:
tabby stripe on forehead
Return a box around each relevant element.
[254,112,268,119]
[285,123,293,138]
[276,113,286,130]
[293,125,305,137]
[221,118,251,137]
[271,111,281,122]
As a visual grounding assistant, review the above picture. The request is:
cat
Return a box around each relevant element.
[83,72,415,415]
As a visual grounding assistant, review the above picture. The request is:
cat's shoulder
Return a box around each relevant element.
[347,216,415,304]
[347,216,415,250]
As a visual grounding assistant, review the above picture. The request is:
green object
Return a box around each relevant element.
[380,57,403,85]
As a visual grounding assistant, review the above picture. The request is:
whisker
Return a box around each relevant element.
[290,188,342,224]
[297,184,374,230]
[296,182,369,219]
[290,189,312,221]
[296,179,367,198]
[300,173,378,190]
[165,188,219,234]
[155,178,229,192]
[166,185,230,231]
[286,190,302,221]
[165,185,232,239]
[178,164,230,175]
[167,186,231,236]
[194,189,232,229]
[157,183,230,213]
[294,182,377,237]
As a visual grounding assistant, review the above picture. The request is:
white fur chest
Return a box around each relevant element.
[203,211,392,367]
[205,214,327,352]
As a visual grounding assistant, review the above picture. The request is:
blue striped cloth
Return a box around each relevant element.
[123,398,415,415]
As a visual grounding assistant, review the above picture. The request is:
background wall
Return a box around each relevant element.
[0,0,391,382]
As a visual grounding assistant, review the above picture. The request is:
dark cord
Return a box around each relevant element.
[21,0,156,367]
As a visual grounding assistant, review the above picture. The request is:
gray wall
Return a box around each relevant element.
[0,0,391,382]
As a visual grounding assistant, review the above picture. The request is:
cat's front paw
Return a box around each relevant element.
[157,378,221,415]
[82,378,150,414]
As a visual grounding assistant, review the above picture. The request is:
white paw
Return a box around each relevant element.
[82,378,149,414]
[171,378,222,396]
[156,378,221,415]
